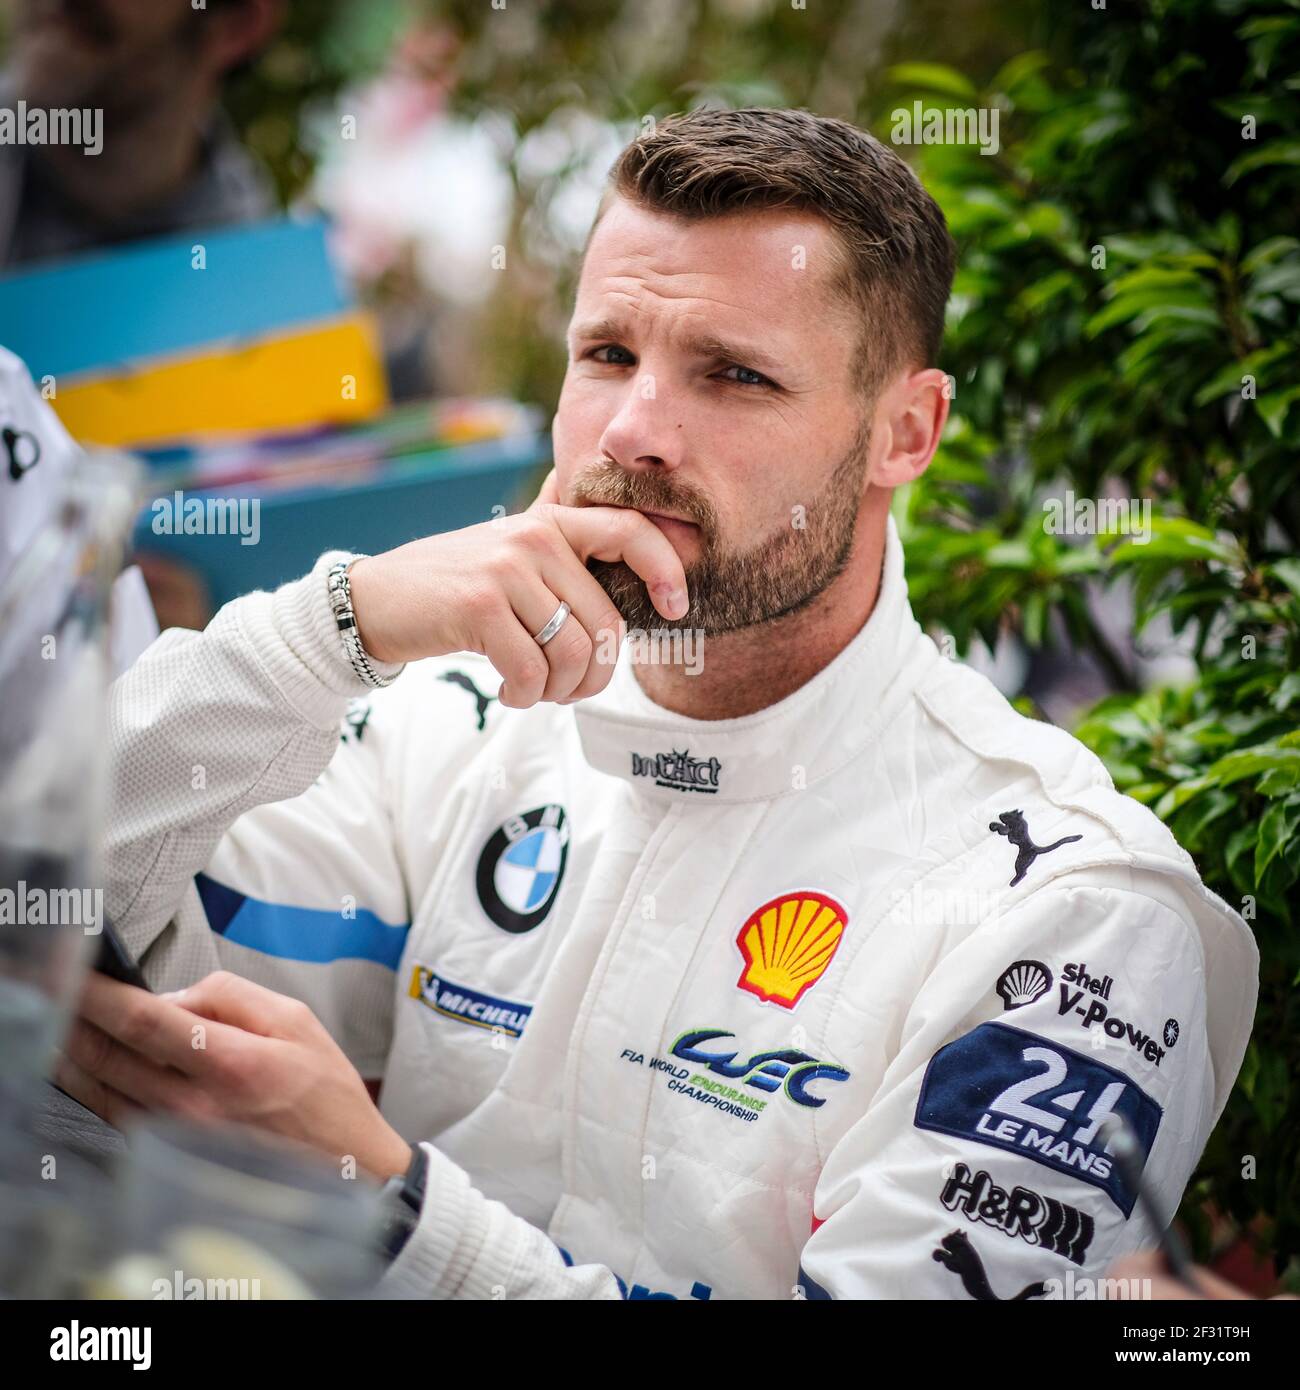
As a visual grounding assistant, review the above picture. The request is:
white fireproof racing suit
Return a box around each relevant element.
[104,517,1257,1300]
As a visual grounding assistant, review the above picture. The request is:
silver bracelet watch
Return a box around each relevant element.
[326,557,404,688]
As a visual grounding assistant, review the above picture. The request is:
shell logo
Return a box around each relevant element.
[735,891,848,1010]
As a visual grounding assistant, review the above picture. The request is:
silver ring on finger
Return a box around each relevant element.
[532,601,571,647]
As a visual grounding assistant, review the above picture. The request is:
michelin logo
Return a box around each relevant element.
[409,964,532,1039]
[915,1022,1162,1216]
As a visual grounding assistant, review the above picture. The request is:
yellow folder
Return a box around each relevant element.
[50,312,388,448]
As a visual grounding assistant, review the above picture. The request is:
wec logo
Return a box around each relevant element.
[669,1027,849,1108]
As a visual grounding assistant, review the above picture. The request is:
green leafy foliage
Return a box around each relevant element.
[879,0,1300,1278]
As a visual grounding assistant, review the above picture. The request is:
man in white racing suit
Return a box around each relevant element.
[60,108,1257,1301]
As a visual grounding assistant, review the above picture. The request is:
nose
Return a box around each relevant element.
[596,374,686,478]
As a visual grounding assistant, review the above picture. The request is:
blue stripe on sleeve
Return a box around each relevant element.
[195,872,409,970]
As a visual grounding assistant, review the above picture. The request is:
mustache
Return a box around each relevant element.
[567,460,719,543]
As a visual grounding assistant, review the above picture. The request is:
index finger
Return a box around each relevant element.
[547,504,689,621]
[77,970,244,1077]
[527,468,561,511]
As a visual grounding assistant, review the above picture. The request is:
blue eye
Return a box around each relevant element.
[588,345,635,365]
[718,364,774,388]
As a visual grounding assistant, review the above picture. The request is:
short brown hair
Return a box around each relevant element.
[597,106,956,394]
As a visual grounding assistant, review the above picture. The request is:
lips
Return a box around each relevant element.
[573,496,703,545]
[641,512,702,550]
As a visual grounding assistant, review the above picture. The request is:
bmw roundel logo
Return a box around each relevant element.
[476,804,569,934]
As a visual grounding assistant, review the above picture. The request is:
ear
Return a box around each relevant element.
[868,367,950,490]
[205,0,285,76]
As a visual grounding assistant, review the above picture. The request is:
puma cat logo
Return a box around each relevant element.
[932,1229,1047,1301]
[440,669,496,731]
[989,809,1082,887]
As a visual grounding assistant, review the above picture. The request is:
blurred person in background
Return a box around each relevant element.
[0,0,283,269]
[311,16,500,402]
[1,0,288,629]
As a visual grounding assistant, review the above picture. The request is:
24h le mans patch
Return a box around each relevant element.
[914,1021,1162,1216]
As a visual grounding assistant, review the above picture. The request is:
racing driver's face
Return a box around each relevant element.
[552,194,876,635]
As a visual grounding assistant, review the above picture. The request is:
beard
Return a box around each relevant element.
[568,416,871,636]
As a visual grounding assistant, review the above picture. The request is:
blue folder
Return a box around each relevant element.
[0,217,349,381]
